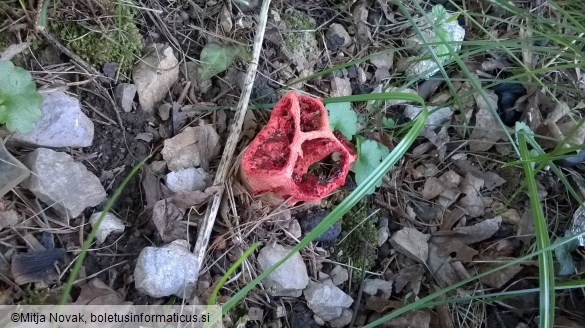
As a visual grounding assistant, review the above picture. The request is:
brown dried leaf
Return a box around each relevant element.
[11,249,65,285]
[74,278,124,305]
[422,177,444,200]
[167,186,220,208]
[453,216,502,245]
[394,264,424,294]
[454,160,505,191]
[152,199,187,242]
[437,187,460,210]
[389,228,430,264]
[427,243,470,286]
[365,296,402,313]
[459,173,485,218]
[469,91,507,152]
[479,263,522,289]
[241,110,258,140]
[380,310,431,328]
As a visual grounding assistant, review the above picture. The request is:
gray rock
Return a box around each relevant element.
[287,219,302,238]
[378,226,390,246]
[10,91,94,148]
[330,265,349,286]
[89,212,125,244]
[166,167,208,193]
[133,44,179,113]
[326,23,351,51]
[304,280,353,321]
[161,125,221,171]
[134,240,199,298]
[330,77,352,97]
[23,148,106,218]
[363,278,393,299]
[149,161,167,175]
[328,309,353,328]
[301,210,341,242]
[115,83,137,112]
[257,243,309,297]
[158,103,172,121]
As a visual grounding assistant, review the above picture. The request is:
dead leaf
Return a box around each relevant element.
[430,234,478,262]
[142,167,163,209]
[241,110,258,140]
[453,216,502,244]
[454,160,505,191]
[167,186,220,208]
[422,177,444,200]
[370,52,394,82]
[469,91,507,152]
[437,187,460,210]
[423,125,449,160]
[11,248,65,285]
[439,171,461,188]
[75,278,124,305]
[459,173,485,218]
[379,310,431,328]
[440,207,467,231]
[427,243,470,286]
[365,296,402,313]
[394,264,424,294]
[152,199,187,242]
[479,263,522,288]
[555,317,585,328]
[389,228,430,264]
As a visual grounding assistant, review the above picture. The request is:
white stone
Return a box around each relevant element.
[363,278,393,299]
[287,219,302,238]
[326,23,351,49]
[89,212,125,244]
[303,280,353,321]
[134,240,199,298]
[378,226,390,246]
[166,167,208,193]
[257,243,309,297]
[115,83,136,112]
[23,148,106,218]
[133,44,180,113]
[328,309,353,328]
[330,77,352,97]
[10,91,94,148]
[330,265,349,286]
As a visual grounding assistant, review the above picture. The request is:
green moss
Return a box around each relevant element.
[281,9,317,53]
[50,0,142,75]
[21,287,63,305]
[338,198,378,281]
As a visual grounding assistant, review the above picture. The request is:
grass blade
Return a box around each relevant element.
[59,156,149,305]
[516,124,555,328]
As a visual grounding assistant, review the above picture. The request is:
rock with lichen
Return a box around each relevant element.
[281,9,319,73]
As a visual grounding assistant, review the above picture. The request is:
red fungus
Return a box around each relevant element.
[241,92,357,203]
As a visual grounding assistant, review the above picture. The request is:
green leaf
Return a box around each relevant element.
[326,102,358,140]
[198,43,248,80]
[432,4,447,23]
[382,117,395,128]
[0,60,42,133]
[352,137,390,194]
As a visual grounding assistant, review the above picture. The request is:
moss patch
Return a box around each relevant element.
[280,9,318,71]
[338,198,378,281]
[50,0,142,75]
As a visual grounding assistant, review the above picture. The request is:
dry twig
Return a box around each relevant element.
[191,0,272,280]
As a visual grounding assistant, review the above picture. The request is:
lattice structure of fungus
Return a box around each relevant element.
[241,92,357,203]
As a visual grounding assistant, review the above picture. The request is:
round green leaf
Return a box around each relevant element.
[0,60,42,133]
